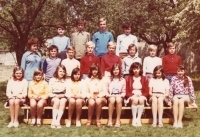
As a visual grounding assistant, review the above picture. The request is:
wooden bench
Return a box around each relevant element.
[4,103,197,125]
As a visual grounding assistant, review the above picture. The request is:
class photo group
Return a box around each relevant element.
[6,17,198,129]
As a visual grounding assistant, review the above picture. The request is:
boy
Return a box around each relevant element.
[122,44,142,78]
[71,18,90,61]
[43,45,61,82]
[61,46,80,78]
[101,42,121,78]
[116,22,138,59]
[52,25,70,52]
[80,41,100,79]
[143,45,162,79]
[92,18,114,58]
[162,42,182,82]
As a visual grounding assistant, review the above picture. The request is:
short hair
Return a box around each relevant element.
[153,65,165,80]
[129,62,143,76]
[48,45,58,52]
[148,44,157,51]
[33,68,44,81]
[85,41,95,48]
[27,38,38,49]
[127,44,138,53]
[110,64,122,81]
[76,18,86,26]
[98,17,107,24]
[67,46,76,53]
[122,22,132,29]
[88,63,102,79]
[12,66,24,79]
[53,65,66,79]
[107,42,116,48]
[71,67,81,82]
[167,42,175,48]
[56,24,66,30]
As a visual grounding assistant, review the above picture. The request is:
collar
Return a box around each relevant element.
[54,78,66,83]
[49,57,58,60]
[122,34,131,37]
[32,80,44,84]
[27,51,40,56]
[77,31,85,35]
[127,55,138,59]
[107,53,115,57]
[13,77,23,81]
[99,30,108,34]
[86,54,94,57]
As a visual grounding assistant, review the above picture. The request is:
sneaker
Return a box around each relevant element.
[66,121,71,127]
[7,122,14,128]
[177,122,183,128]
[173,122,178,128]
[136,119,142,127]
[132,120,137,127]
[13,122,19,128]
[76,121,81,127]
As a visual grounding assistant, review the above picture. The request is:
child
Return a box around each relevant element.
[101,42,121,79]
[65,68,86,127]
[85,63,107,127]
[28,69,48,127]
[43,45,61,82]
[92,18,114,58]
[116,22,138,59]
[149,65,169,127]
[106,64,126,128]
[61,46,80,78]
[48,65,67,128]
[6,66,28,128]
[162,42,182,82]
[122,44,142,78]
[71,18,91,61]
[126,62,149,126]
[143,44,162,79]
[168,65,197,128]
[80,41,100,79]
[52,25,70,52]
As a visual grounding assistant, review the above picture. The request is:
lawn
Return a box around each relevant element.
[1,74,200,137]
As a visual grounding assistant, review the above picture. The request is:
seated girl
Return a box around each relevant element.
[149,65,169,127]
[65,68,86,127]
[168,65,197,128]
[85,63,107,127]
[48,65,67,128]
[28,68,48,127]
[106,63,126,128]
[125,62,149,127]
[6,66,28,128]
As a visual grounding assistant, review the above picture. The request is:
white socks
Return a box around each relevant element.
[31,118,36,124]
[137,105,144,119]
[56,110,64,124]
[52,109,58,124]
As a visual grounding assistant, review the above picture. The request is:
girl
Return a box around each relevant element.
[21,38,42,82]
[48,65,67,128]
[149,65,169,127]
[106,64,126,128]
[85,63,107,127]
[28,69,48,127]
[126,62,149,127]
[168,65,197,128]
[65,68,86,127]
[6,66,28,128]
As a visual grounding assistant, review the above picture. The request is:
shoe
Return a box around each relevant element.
[86,121,91,127]
[76,121,81,127]
[115,121,121,128]
[96,122,101,128]
[13,122,19,128]
[158,122,163,128]
[29,123,35,127]
[173,122,178,128]
[7,122,14,128]
[136,119,142,127]
[36,123,41,127]
[107,121,113,127]
[56,124,62,129]
[177,122,183,128]
[152,123,157,127]
[51,121,56,129]
[66,121,71,127]
[132,120,137,127]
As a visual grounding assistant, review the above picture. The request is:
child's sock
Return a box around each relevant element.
[158,115,163,123]
[153,115,157,124]
[56,110,64,124]
[36,119,41,124]
[52,109,58,124]
[31,118,36,124]
[137,105,144,119]
[131,105,137,120]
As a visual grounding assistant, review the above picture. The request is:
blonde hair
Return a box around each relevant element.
[107,42,116,48]
[148,44,157,51]
[99,17,107,24]
[167,42,175,48]
[85,41,95,48]
[67,46,76,53]
[33,68,44,81]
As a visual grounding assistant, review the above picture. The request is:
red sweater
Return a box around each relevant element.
[162,54,182,74]
[80,54,100,74]
[101,53,121,75]
[125,76,149,99]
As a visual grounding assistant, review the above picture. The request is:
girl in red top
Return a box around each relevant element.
[126,62,149,126]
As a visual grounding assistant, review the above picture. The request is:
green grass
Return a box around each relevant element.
[1,76,200,137]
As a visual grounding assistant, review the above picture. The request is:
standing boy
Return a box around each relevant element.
[71,18,90,61]
[143,45,162,79]
[162,42,182,82]
[52,25,70,52]
[116,22,138,59]
[80,41,100,79]
[92,18,114,58]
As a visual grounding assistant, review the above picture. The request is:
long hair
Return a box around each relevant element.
[53,65,66,79]
[33,68,44,81]
[129,62,143,76]
[12,66,24,80]
[88,63,102,79]
[71,67,81,82]
[153,65,165,80]
[177,65,188,87]
[110,63,122,81]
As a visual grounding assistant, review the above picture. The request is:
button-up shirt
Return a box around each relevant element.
[143,56,162,75]
[61,58,80,76]
[48,77,66,97]
[52,35,70,52]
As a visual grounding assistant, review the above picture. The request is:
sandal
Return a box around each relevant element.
[151,123,157,127]
[115,121,121,128]
[86,121,91,127]
[96,122,101,128]
[158,122,163,128]
[107,121,113,127]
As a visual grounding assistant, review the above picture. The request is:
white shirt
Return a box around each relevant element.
[122,55,142,75]
[116,34,138,56]
[143,56,162,75]
[61,58,80,76]
[149,78,169,94]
